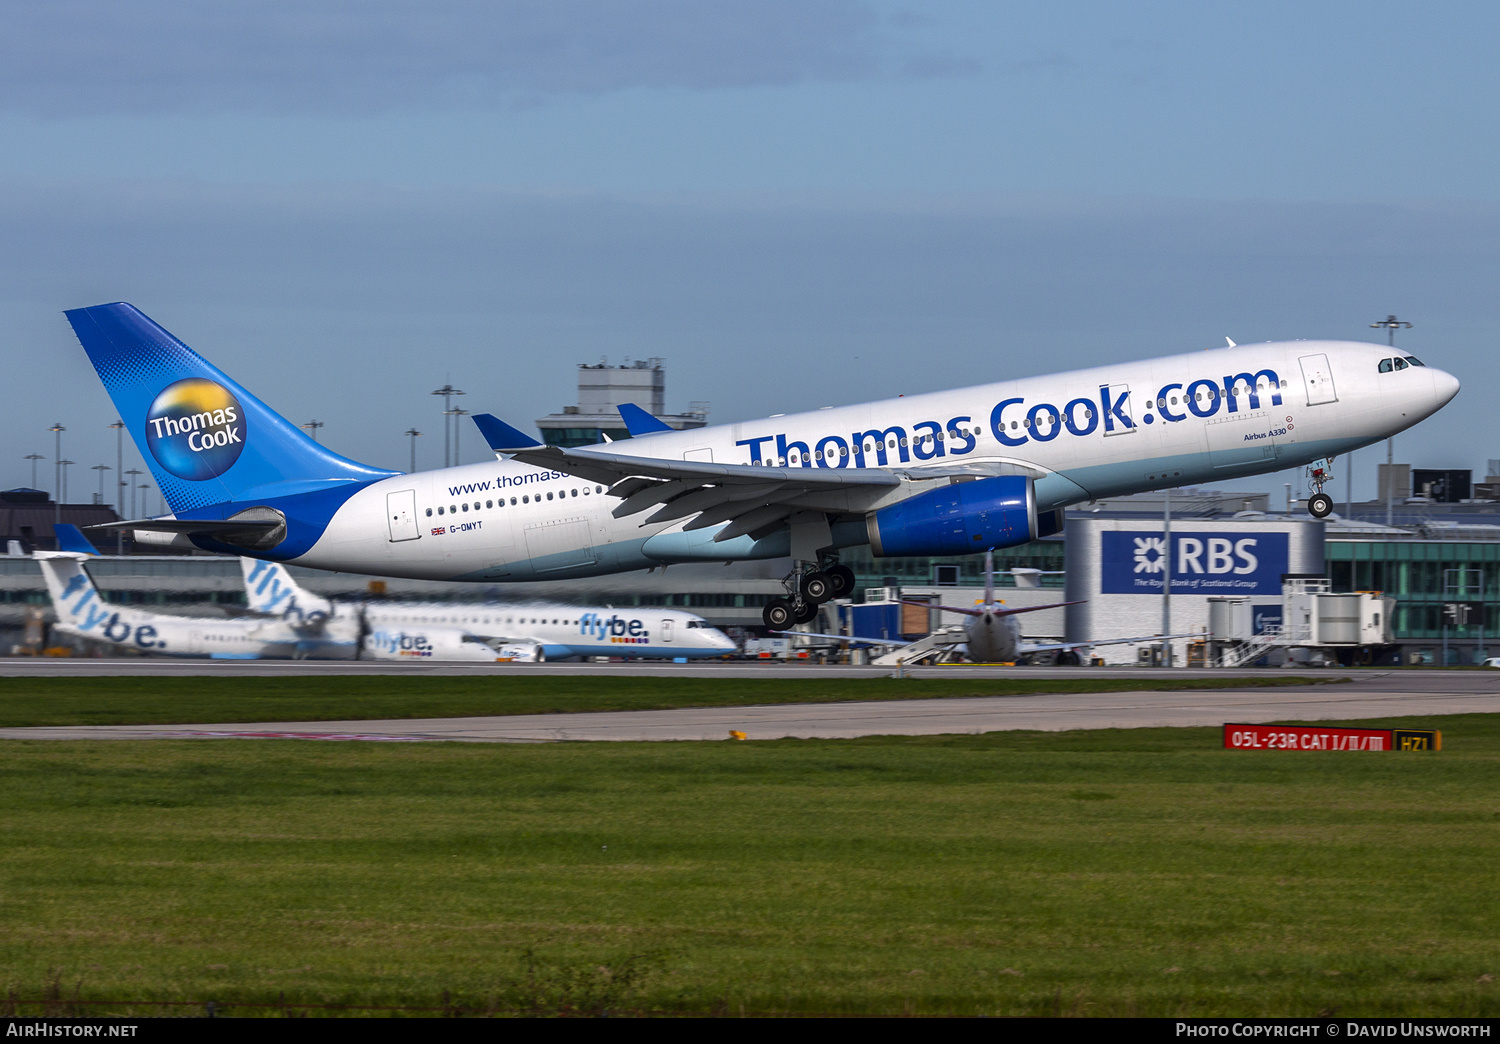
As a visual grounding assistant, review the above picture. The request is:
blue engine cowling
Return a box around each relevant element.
[865,475,1062,557]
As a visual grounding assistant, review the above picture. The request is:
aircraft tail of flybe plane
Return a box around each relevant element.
[65,301,1460,632]
[37,524,356,658]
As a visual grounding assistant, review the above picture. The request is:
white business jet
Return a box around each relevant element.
[67,304,1458,631]
[36,524,357,659]
[240,557,738,661]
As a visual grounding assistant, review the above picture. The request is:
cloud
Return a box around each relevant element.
[0,0,966,116]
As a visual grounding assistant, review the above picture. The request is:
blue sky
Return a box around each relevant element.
[1,1,1495,502]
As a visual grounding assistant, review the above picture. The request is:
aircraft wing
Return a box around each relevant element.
[462,634,541,650]
[906,598,1084,619]
[1017,631,1201,655]
[472,413,1001,542]
[769,629,918,647]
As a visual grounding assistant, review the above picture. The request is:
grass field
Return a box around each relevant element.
[1,711,1497,1017]
[0,673,1330,728]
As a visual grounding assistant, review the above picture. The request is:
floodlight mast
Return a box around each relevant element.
[1370,315,1412,526]
[109,420,126,553]
[49,424,64,525]
[431,384,465,467]
[404,428,422,474]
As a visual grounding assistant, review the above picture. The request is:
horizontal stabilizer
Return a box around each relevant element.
[472,414,543,453]
[53,524,100,556]
[770,629,910,647]
[617,403,674,436]
[904,598,1084,618]
[1021,631,1201,655]
[87,518,281,535]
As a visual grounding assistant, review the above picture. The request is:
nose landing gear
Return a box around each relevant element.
[1306,458,1335,519]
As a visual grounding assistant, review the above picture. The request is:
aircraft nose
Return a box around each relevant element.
[1431,367,1461,408]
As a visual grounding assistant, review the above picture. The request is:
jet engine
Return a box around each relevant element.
[865,475,1062,557]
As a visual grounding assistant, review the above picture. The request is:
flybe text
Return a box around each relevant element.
[59,572,164,648]
[243,559,326,623]
[733,370,1284,465]
[579,611,649,641]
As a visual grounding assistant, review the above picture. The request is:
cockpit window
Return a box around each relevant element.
[687,620,702,628]
[1394,357,1409,370]
[1379,358,1393,373]
[1405,356,1425,366]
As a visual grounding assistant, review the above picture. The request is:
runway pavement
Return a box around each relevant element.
[0,657,1260,680]
[2,665,1496,743]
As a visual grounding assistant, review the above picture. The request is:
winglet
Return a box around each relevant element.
[617,402,674,436]
[471,414,543,453]
[53,524,100,556]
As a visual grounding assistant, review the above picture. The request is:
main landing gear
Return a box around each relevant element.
[1306,458,1335,519]
[763,560,855,630]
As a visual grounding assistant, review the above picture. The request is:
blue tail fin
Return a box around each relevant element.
[472,413,542,454]
[65,303,396,515]
[53,524,99,556]
[616,402,674,436]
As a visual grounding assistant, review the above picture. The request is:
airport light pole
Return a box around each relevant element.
[1162,487,1172,667]
[431,384,464,467]
[92,464,110,506]
[109,419,126,552]
[302,420,324,443]
[404,428,422,473]
[24,454,43,490]
[1371,315,1412,526]
[449,408,469,466]
[139,483,151,518]
[57,460,74,507]
[49,424,64,524]
[124,469,143,519]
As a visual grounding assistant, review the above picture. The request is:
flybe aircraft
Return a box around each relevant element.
[240,557,738,661]
[37,524,357,659]
[68,303,1459,631]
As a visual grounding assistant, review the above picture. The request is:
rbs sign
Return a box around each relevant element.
[1100,531,1288,595]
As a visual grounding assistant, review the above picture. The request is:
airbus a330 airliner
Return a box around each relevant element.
[67,303,1459,630]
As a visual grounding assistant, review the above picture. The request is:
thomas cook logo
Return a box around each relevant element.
[144,378,246,481]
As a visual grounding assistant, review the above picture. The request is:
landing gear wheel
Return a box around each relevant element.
[825,564,856,599]
[763,598,795,630]
[1308,492,1333,518]
[801,571,833,604]
[794,600,820,624]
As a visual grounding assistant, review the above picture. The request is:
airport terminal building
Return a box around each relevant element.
[6,478,1500,664]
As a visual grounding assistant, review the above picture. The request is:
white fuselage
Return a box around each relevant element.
[292,340,1456,582]
[358,603,739,661]
[961,611,1026,664]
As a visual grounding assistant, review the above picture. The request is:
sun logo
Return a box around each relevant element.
[1132,536,1166,574]
[144,378,246,481]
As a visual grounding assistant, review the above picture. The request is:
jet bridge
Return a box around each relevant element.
[1210,577,1394,667]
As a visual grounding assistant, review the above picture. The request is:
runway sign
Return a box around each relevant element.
[1224,723,1441,752]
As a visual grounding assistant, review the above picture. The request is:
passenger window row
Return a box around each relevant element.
[425,486,605,518]
[1378,356,1425,373]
